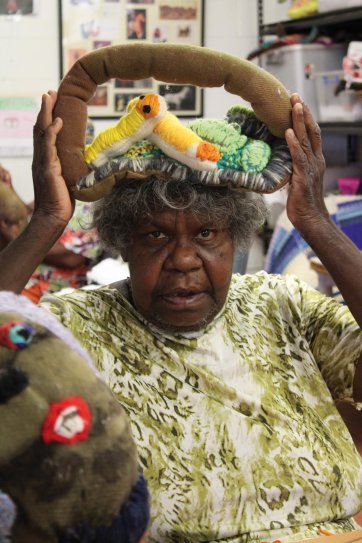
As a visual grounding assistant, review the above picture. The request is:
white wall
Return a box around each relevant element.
[0,0,260,202]
[1,1,358,203]
[0,1,60,202]
[203,0,258,118]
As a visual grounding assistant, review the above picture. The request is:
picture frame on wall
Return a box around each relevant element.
[58,0,204,118]
[0,0,36,16]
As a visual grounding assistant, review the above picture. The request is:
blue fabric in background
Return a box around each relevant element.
[265,196,362,275]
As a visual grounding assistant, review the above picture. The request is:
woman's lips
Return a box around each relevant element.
[161,290,206,307]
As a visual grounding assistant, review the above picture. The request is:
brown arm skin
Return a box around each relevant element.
[0,90,75,293]
[337,396,362,456]
[0,170,83,270]
[353,353,362,401]
[0,171,75,271]
[285,94,362,401]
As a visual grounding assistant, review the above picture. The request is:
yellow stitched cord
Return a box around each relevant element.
[84,94,165,164]
[84,93,220,170]
[152,112,220,161]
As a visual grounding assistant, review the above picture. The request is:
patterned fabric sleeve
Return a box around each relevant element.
[290,276,362,406]
[40,292,81,331]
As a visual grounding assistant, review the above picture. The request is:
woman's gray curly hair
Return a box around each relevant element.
[92,177,268,254]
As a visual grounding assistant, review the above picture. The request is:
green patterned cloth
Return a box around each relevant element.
[40,272,362,543]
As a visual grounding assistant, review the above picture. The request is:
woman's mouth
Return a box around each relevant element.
[161,289,206,307]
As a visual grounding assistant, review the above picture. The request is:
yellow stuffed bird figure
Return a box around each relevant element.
[84,93,167,167]
[84,93,220,171]
[150,110,220,170]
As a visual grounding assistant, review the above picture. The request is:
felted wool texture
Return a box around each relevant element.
[148,111,221,170]
[74,104,292,201]
[84,94,167,166]
[58,472,150,543]
[187,118,249,155]
[53,43,292,198]
[0,292,93,369]
[0,293,138,543]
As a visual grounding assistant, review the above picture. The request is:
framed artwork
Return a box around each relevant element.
[0,0,37,16]
[59,0,204,118]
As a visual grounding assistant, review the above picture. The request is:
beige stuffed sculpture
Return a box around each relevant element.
[52,43,293,202]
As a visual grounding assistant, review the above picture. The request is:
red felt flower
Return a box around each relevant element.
[42,396,92,444]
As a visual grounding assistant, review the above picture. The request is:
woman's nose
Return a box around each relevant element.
[164,241,201,272]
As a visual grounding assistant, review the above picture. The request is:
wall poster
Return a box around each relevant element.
[59,0,204,118]
[0,96,41,157]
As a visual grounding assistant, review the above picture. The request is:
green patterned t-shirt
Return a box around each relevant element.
[40,272,362,543]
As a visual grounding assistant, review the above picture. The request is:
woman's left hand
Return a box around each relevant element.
[285,94,362,334]
[285,93,328,234]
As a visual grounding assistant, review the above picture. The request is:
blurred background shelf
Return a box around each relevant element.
[257,3,362,134]
[319,122,362,134]
[256,2,362,263]
[259,6,362,37]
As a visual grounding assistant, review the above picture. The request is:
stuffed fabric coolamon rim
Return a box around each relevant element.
[53,42,293,202]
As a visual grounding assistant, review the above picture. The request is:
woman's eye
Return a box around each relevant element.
[148,231,165,239]
[198,229,212,238]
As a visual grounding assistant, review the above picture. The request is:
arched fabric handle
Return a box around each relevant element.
[54,42,292,194]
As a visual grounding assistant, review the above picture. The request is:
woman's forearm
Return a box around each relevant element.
[299,215,362,329]
[0,213,66,293]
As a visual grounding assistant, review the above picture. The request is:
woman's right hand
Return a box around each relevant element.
[32,90,75,228]
[0,91,76,293]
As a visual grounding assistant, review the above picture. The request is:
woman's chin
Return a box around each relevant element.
[149,305,218,334]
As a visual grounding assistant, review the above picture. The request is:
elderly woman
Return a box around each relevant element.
[0,88,362,543]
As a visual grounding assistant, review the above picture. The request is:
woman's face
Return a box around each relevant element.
[124,208,234,333]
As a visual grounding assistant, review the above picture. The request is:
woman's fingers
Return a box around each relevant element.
[285,125,311,183]
[291,102,312,158]
[33,92,60,160]
[33,91,58,139]
[289,93,323,160]
[31,90,74,225]
[290,92,301,108]
[33,94,47,135]
[286,94,325,186]
[302,102,324,159]
[45,117,63,176]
